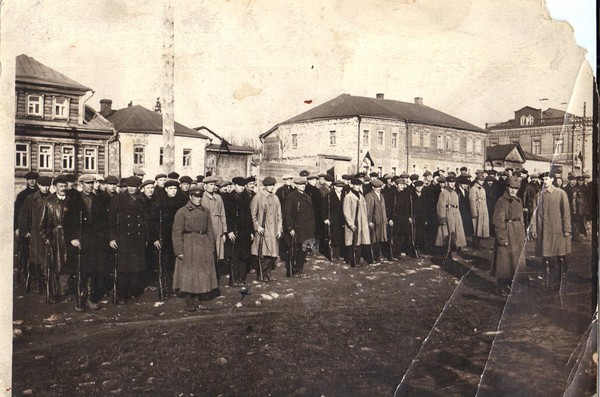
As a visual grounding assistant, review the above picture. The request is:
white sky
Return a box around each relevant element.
[0,0,595,142]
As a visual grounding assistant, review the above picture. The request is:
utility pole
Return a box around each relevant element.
[162,2,175,174]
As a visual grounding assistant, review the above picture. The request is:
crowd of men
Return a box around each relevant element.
[14,165,592,311]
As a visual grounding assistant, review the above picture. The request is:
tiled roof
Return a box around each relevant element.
[105,105,208,139]
[262,94,486,138]
[16,54,91,91]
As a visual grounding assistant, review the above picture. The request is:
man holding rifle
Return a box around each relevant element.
[250,177,282,282]
[283,177,315,277]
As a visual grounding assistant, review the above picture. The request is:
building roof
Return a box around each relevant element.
[261,94,486,138]
[105,105,209,139]
[206,143,254,154]
[487,107,579,129]
[84,105,114,131]
[486,143,526,163]
[522,150,552,162]
[16,54,91,92]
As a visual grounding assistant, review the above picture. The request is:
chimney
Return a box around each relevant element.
[154,97,162,113]
[414,97,423,105]
[100,99,113,117]
[376,93,384,99]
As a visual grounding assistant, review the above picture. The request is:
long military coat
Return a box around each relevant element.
[250,189,282,257]
[490,192,526,279]
[469,183,490,238]
[108,191,148,273]
[456,187,473,237]
[283,189,315,245]
[435,187,467,247]
[365,190,388,243]
[343,190,370,246]
[201,192,227,260]
[572,185,590,216]
[39,194,69,273]
[530,186,571,257]
[150,195,185,256]
[63,191,109,274]
[171,202,218,294]
[321,190,345,246]
[19,191,50,266]
[224,190,253,259]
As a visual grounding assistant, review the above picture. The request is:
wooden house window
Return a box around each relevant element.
[27,95,44,116]
[362,130,370,147]
[38,144,53,170]
[532,139,541,155]
[84,147,97,172]
[15,143,29,169]
[53,97,69,119]
[377,131,384,147]
[437,135,443,150]
[183,148,192,167]
[61,146,75,171]
[134,145,145,166]
[291,134,298,149]
[554,137,563,153]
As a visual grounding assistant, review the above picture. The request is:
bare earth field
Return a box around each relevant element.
[12,238,595,397]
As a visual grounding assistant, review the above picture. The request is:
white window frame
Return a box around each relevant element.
[38,144,53,171]
[391,132,398,148]
[377,166,383,176]
[377,130,384,148]
[423,132,430,148]
[183,148,192,167]
[83,147,98,172]
[133,145,145,166]
[475,139,482,153]
[454,136,460,151]
[554,137,563,153]
[526,115,534,126]
[411,129,420,147]
[437,135,443,150]
[329,130,336,147]
[27,94,44,117]
[52,97,70,119]
[61,145,75,171]
[362,130,370,147]
[532,139,541,155]
[16,142,30,169]
[291,134,298,149]
[445,136,452,151]
[466,137,473,153]
[391,167,397,176]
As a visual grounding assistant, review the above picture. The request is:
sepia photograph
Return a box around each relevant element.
[1,0,597,395]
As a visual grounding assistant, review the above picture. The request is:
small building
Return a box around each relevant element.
[14,54,114,195]
[485,143,557,175]
[260,93,488,179]
[194,126,254,180]
[101,100,210,178]
[486,106,592,175]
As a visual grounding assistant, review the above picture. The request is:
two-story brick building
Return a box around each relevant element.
[486,106,592,175]
[101,100,210,178]
[14,54,115,194]
[260,94,488,178]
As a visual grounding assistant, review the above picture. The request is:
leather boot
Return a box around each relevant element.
[85,277,100,310]
[185,294,196,312]
[558,256,568,279]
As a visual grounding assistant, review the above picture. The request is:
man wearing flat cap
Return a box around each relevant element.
[305,174,323,245]
[469,174,490,249]
[490,176,525,296]
[529,172,571,290]
[18,175,52,293]
[276,175,295,207]
[435,175,467,261]
[15,171,39,234]
[521,172,541,230]
[223,176,254,286]
[422,172,444,253]
[343,178,370,266]
[108,176,148,304]
[365,178,388,263]
[249,177,282,281]
[322,180,346,261]
[571,176,590,241]
[387,174,412,259]
[202,176,228,281]
[283,177,315,277]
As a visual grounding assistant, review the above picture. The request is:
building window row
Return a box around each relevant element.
[26,94,70,119]
[16,142,97,172]
[135,146,194,167]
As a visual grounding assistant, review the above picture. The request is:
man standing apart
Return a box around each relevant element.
[250,177,282,281]
[490,177,525,296]
[529,172,571,290]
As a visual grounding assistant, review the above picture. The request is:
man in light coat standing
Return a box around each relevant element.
[530,172,571,290]
[250,177,282,282]
[202,176,228,280]
[469,174,490,249]
[435,176,467,261]
[343,178,370,267]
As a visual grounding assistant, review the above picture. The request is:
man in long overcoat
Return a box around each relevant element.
[343,178,370,267]
[410,181,428,254]
[39,175,71,302]
[469,175,490,249]
[283,177,315,277]
[322,180,346,261]
[529,172,571,290]
[251,177,282,281]
[435,176,467,260]
[456,176,473,243]
[225,177,254,285]
[108,176,148,304]
[365,179,387,263]
[388,176,412,259]
[172,187,217,311]
[490,177,526,296]
[18,176,52,293]
[202,176,228,278]
[571,176,590,240]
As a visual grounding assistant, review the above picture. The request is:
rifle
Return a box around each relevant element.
[351,193,360,266]
[368,202,376,264]
[45,245,53,304]
[113,212,119,305]
[75,210,84,311]
[229,203,239,287]
[257,207,267,281]
[287,202,300,277]
[442,206,453,266]
[326,195,333,261]
[389,195,397,260]
[409,194,419,259]
[157,209,167,300]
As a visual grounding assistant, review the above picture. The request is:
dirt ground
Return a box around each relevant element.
[11,237,595,397]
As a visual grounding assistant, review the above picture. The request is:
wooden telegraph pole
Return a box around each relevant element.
[162,2,175,173]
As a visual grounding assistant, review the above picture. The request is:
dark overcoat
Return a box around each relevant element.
[39,194,69,273]
[224,190,253,259]
[150,195,185,255]
[283,189,315,245]
[19,191,50,265]
[14,186,38,230]
[108,191,148,273]
[456,186,473,237]
[321,190,345,246]
[365,190,388,243]
[490,192,526,279]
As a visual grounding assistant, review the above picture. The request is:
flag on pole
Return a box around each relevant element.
[362,151,375,166]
